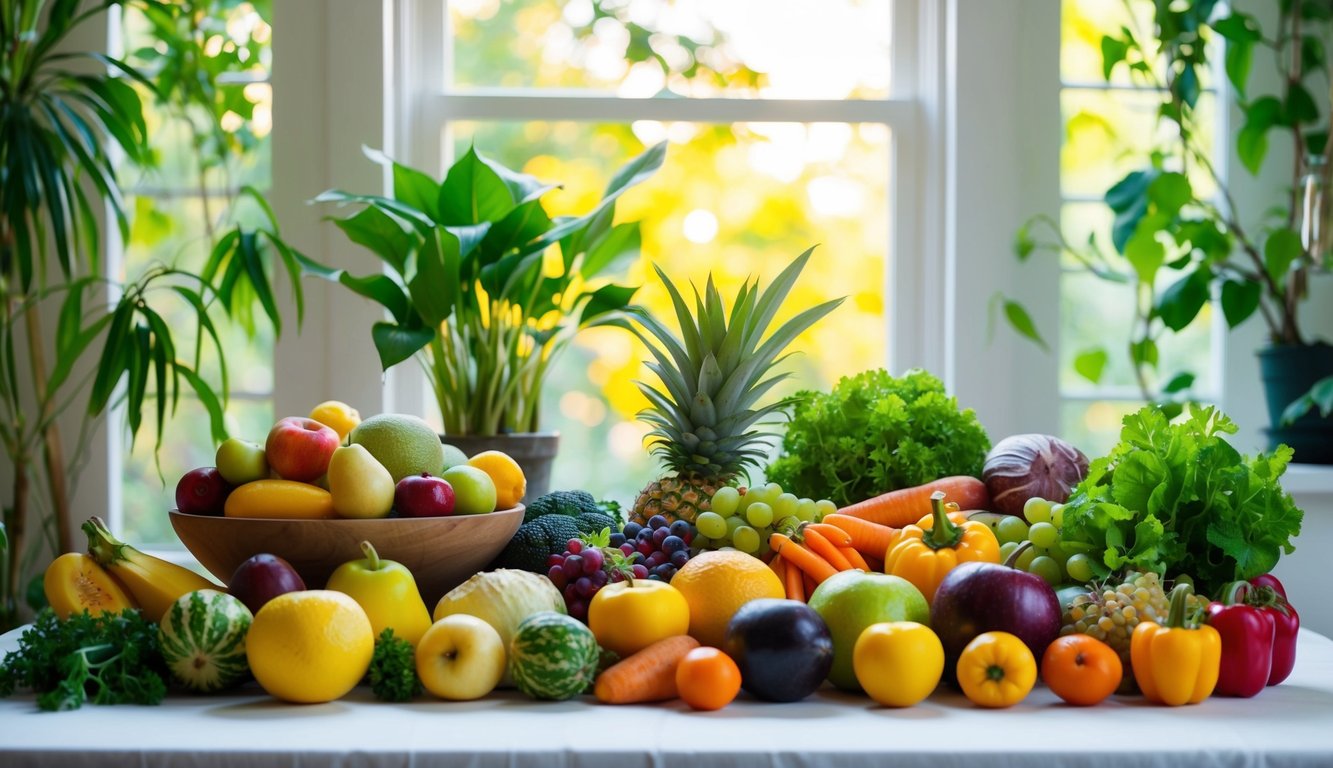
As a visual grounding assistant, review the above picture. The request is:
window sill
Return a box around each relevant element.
[1284,464,1333,498]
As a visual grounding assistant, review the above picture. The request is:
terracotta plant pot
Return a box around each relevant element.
[1258,342,1333,464]
[443,432,560,502]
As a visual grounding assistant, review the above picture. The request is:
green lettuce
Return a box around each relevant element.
[1061,405,1303,597]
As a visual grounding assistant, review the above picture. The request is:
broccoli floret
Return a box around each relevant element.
[523,490,599,524]
[496,514,585,573]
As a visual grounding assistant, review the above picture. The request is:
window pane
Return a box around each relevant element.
[448,120,889,503]
[122,397,274,549]
[1060,398,1141,459]
[450,0,892,98]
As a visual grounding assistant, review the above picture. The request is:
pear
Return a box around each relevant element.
[328,444,396,519]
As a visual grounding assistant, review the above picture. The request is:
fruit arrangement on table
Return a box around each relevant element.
[0,251,1305,716]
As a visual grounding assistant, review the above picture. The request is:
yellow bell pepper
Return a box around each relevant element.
[884,491,1000,602]
[1130,583,1221,706]
[955,630,1037,708]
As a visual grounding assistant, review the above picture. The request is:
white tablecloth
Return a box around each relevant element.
[2,627,1332,767]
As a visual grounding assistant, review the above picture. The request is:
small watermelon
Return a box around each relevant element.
[159,589,253,693]
[508,611,600,701]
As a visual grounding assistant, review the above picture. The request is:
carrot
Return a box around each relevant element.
[769,552,785,577]
[770,533,838,583]
[806,523,852,548]
[824,514,899,560]
[594,635,701,704]
[803,572,817,596]
[838,545,871,571]
[836,476,990,528]
[785,555,806,601]
[803,528,854,571]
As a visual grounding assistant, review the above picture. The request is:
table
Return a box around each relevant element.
[2,628,1333,768]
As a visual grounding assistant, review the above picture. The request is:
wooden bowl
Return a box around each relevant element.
[169,506,523,607]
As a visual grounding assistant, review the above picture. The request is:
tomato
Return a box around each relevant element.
[588,579,690,658]
[1040,634,1122,706]
[956,631,1037,708]
[675,647,742,711]
[853,621,943,707]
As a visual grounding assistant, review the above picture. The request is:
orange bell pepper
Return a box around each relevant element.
[884,491,1000,603]
[1131,583,1221,706]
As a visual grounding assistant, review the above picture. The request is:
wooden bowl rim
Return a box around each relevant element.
[168,504,524,523]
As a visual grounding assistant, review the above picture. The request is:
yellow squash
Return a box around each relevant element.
[82,517,221,622]
[224,479,335,519]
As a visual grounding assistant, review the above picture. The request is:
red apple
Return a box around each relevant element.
[264,417,339,482]
[394,473,456,517]
[175,467,232,516]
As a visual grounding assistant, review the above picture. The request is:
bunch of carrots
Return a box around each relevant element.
[769,476,989,602]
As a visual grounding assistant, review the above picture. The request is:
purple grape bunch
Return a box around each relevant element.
[545,515,695,622]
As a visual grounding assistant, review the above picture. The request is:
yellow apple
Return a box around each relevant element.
[415,614,506,701]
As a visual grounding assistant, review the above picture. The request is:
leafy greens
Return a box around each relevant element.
[0,608,167,711]
[767,369,991,507]
[1060,405,1303,597]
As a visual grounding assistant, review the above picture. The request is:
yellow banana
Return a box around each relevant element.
[82,516,222,622]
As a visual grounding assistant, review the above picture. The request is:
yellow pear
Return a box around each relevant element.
[328,444,395,519]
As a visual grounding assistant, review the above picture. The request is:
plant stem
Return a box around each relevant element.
[24,301,71,554]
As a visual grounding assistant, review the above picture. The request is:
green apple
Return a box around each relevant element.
[215,437,269,485]
[440,442,469,471]
[327,444,395,519]
[440,465,497,515]
[806,570,929,691]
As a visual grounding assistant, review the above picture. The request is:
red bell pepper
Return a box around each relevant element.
[1207,582,1275,698]
[1248,575,1299,686]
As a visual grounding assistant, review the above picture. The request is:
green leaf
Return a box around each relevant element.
[1001,300,1048,351]
[437,146,515,226]
[1013,222,1035,261]
[478,199,552,260]
[1074,348,1109,384]
[338,272,412,325]
[177,365,228,444]
[1100,35,1130,80]
[1106,169,1157,252]
[578,283,638,326]
[1212,13,1261,42]
[1264,228,1302,284]
[1148,172,1191,217]
[1281,375,1333,423]
[1157,269,1210,331]
[1124,229,1165,283]
[1237,96,1282,175]
[1225,38,1254,96]
[583,222,641,278]
[1162,372,1196,394]
[1131,338,1159,368]
[408,230,457,327]
[371,322,435,370]
[334,205,415,275]
[1285,81,1319,125]
[1220,279,1261,328]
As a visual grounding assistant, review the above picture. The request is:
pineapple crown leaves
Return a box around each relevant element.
[622,246,845,474]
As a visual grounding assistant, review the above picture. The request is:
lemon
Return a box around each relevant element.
[466,450,526,508]
[309,400,361,441]
[670,551,784,648]
[350,413,445,483]
[246,590,374,704]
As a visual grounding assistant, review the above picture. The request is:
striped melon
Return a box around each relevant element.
[508,611,600,701]
[159,589,253,693]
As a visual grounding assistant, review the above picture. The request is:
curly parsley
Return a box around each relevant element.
[0,608,168,711]
[368,628,422,702]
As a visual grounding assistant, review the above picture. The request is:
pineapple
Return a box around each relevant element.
[627,248,844,525]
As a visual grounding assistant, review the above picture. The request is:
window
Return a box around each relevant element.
[1056,0,1223,454]
[112,2,275,547]
[393,0,924,504]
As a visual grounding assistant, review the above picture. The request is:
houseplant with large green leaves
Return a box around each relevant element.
[0,0,301,628]
[314,143,665,495]
[1011,0,1332,461]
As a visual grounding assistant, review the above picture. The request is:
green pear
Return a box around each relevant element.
[328,444,395,519]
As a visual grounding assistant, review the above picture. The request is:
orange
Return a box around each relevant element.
[676,647,742,711]
[1041,634,1123,706]
[309,400,361,441]
[466,450,526,509]
[669,551,784,648]
[245,590,374,703]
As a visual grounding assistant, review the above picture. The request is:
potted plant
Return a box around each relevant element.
[1010,0,1332,462]
[313,143,665,497]
[0,0,301,628]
